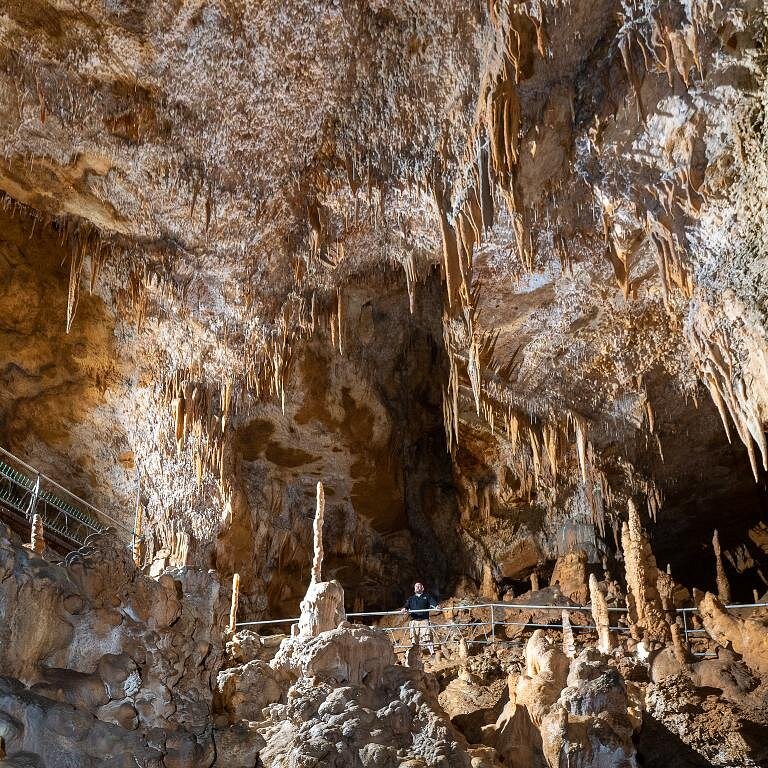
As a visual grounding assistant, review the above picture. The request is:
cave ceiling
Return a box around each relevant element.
[0,0,766,614]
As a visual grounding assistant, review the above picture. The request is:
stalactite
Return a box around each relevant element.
[645,399,655,433]
[329,310,337,349]
[468,339,482,416]
[647,212,693,303]
[617,30,646,123]
[506,408,520,453]
[712,529,732,604]
[572,412,589,485]
[403,252,417,314]
[690,307,767,480]
[66,239,86,334]
[529,427,541,487]
[542,423,558,481]
[471,145,493,238]
[336,288,344,355]
[433,182,462,312]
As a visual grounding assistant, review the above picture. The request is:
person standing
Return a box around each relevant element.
[402,582,438,655]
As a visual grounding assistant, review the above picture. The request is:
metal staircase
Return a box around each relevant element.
[0,446,133,553]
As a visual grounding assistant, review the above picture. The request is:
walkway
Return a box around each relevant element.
[236,600,768,659]
[0,445,135,553]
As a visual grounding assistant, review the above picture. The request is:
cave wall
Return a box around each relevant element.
[0,0,764,621]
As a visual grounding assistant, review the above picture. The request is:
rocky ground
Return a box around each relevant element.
[2,492,768,767]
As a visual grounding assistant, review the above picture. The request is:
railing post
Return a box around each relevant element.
[490,604,495,646]
[682,608,689,649]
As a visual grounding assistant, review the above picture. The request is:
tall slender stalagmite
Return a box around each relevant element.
[227,573,240,634]
[561,610,576,658]
[712,529,732,604]
[297,480,346,638]
[589,573,613,654]
[311,481,325,584]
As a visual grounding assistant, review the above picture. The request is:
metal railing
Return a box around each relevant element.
[0,445,136,551]
[235,600,768,657]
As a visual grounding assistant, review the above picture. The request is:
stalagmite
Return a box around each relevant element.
[622,500,669,644]
[530,571,540,592]
[30,513,45,554]
[297,480,346,638]
[561,610,576,659]
[481,563,496,599]
[311,481,325,584]
[670,620,690,665]
[712,529,732,604]
[697,592,768,677]
[227,573,240,634]
[589,573,613,654]
[404,642,423,670]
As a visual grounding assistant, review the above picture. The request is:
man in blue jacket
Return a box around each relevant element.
[401,582,438,655]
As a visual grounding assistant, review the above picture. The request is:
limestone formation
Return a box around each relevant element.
[712,529,732,604]
[490,635,638,768]
[311,480,325,585]
[561,610,576,659]
[0,0,766,766]
[551,549,589,605]
[622,500,669,645]
[0,524,225,766]
[588,574,613,655]
[697,592,768,677]
[296,481,346,639]
[227,572,241,635]
[29,513,45,555]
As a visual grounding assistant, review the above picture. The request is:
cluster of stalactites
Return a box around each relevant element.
[164,367,233,486]
[456,399,618,535]
[689,303,767,482]
[142,515,190,568]
[434,1,553,459]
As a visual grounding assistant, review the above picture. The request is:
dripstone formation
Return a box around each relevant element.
[0,0,767,765]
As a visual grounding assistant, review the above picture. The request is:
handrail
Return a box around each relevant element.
[0,445,134,537]
[234,601,767,630]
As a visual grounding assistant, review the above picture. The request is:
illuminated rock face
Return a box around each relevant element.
[0,0,766,617]
[0,0,767,765]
